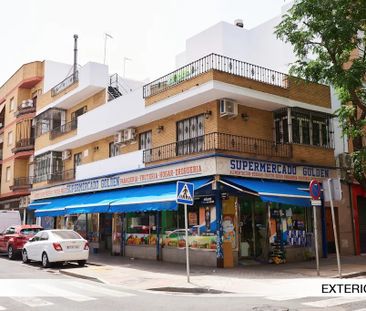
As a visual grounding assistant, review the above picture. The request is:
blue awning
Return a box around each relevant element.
[106,178,212,213]
[222,177,311,207]
[31,178,212,217]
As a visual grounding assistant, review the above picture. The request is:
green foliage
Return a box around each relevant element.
[275,0,366,188]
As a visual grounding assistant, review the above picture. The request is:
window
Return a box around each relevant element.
[51,230,82,240]
[9,97,15,112]
[176,114,204,155]
[139,131,152,162]
[71,106,87,120]
[40,232,49,241]
[34,151,63,183]
[35,109,66,137]
[5,166,11,182]
[73,152,82,171]
[7,131,13,146]
[109,142,120,158]
[274,108,333,148]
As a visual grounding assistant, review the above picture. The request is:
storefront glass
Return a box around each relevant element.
[125,212,157,246]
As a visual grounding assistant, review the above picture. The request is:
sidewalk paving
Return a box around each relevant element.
[59,253,366,294]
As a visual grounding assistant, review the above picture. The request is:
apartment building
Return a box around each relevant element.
[0,61,44,221]
[25,30,342,268]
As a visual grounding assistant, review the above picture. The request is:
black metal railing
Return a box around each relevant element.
[48,169,75,183]
[15,138,35,148]
[51,71,79,97]
[49,119,77,140]
[16,100,36,117]
[12,177,33,188]
[143,132,292,163]
[143,53,288,98]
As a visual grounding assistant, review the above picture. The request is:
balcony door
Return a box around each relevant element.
[177,114,204,156]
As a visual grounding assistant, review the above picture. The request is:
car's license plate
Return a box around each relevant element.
[67,245,79,249]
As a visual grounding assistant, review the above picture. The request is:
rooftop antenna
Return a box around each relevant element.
[73,34,78,77]
[104,33,113,65]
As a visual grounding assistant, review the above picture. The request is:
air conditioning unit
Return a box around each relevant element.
[123,128,137,142]
[219,99,238,118]
[21,99,33,108]
[114,131,124,145]
[337,152,352,169]
[62,150,72,161]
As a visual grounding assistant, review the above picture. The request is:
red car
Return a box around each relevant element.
[0,225,43,259]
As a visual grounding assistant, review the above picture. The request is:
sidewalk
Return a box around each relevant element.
[60,253,366,294]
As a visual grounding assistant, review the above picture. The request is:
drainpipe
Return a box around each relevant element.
[349,183,357,255]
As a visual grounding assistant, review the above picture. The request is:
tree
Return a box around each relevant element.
[275,0,366,189]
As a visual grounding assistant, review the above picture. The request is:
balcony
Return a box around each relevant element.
[49,119,77,140]
[76,150,145,180]
[12,138,35,154]
[33,169,75,184]
[48,169,75,183]
[51,72,78,97]
[10,177,33,191]
[15,100,36,117]
[143,53,288,98]
[143,132,292,163]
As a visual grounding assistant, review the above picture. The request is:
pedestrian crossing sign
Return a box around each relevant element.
[176,181,194,205]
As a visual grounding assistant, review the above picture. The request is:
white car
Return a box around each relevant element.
[22,229,89,268]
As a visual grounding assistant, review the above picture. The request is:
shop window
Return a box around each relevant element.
[163,204,217,250]
[109,142,120,158]
[125,213,157,246]
[176,114,204,156]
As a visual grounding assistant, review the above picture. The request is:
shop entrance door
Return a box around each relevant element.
[239,198,267,260]
[358,197,366,253]
[99,213,112,252]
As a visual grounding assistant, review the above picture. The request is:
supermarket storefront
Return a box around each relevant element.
[29,155,337,267]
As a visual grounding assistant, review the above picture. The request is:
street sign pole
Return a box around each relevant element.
[176,181,194,284]
[313,204,320,276]
[184,203,190,283]
[309,179,321,277]
[327,178,342,278]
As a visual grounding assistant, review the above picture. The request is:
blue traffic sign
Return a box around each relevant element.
[176,181,194,205]
[309,179,321,200]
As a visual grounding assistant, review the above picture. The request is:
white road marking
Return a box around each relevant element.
[265,295,307,301]
[12,297,53,308]
[0,306,6,310]
[303,297,366,308]
[30,283,96,302]
[68,281,135,297]
[353,309,366,311]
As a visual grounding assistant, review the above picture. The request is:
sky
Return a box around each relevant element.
[0,0,291,85]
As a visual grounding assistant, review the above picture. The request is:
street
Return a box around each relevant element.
[0,256,366,311]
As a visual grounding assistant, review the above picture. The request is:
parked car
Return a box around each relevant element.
[22,229,89,268]
[0,211,21,233]
[0,225,43,259]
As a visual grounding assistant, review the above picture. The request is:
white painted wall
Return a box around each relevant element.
[43,60,73,93]
[331,87,348,155]
[76,150,145,180]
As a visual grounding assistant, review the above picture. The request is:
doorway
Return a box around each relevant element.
[325,206,339,254]
[238,198,267,260]
[357,197,366,253]
[99,213,112,252]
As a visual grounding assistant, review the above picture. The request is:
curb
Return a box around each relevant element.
[59,269,106,284]
[336,271,366,279]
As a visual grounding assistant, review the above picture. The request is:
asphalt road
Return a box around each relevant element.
[0,255,366,311]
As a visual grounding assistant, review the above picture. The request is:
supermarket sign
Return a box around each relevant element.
[31,156,336,200]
